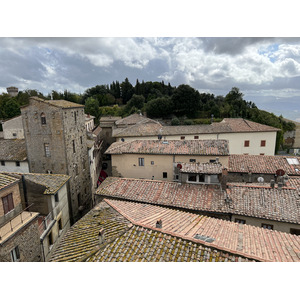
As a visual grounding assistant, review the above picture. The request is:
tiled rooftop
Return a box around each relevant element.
[96,177,227,213]
[115,113,151,126]
[105,199,300,262]
[30,97,84,108]
[228,154,300,175]
[0,173,19,190]
[226,183,300,224]
[49,202,132,262]
[0,139,27,161]
[23,173,70,194]
[50,201,254,262]
[97,177,300,224]
[180,162,223,174]
[112,117,279,137]
[105,140,230,156]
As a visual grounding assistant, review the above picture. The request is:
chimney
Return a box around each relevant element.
[156,219,162,229]
[98,228,105,244]
[221,168,228,190]
[278,182,283,190]
[270,179,275,188]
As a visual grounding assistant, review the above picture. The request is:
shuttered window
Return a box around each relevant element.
[2,193,14,214]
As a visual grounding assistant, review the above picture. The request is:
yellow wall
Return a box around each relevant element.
[232,214,300,234]
[116,131,277,155]
[111,154,229,181]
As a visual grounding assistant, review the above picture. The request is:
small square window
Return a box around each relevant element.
[163,172,168,178]
[189,159,196,163]
[261,140,266,147]
[290,228,300,235]
[244,140,250,147]
[209,159,216,163]
[194,136,199,139]
[180,136,185,140]
[13,133,17,137]
[138,158,144,166]
[235,219,246,224]
[188,175,197,182]
[260,153,265,156]
[151,161,154,165]
[262,224,273,230]
[15,161,20,167]
[55,193,59,202]
[1,161,5,166]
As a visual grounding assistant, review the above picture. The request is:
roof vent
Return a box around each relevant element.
[156,219,162,229]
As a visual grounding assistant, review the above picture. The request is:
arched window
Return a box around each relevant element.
[41,113,46,125]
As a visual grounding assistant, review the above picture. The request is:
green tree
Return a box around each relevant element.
[171,84,201,117]
[120,78,134,104]
[145,97,173,118]
[125,94,145,111]
[84,97,100,124]
[2,99,21,119]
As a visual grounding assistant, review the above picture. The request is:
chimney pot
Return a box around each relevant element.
[98,228,105,244]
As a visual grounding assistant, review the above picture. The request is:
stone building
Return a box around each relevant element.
[0,173,41,262]
[21,97,92,223]
[2,116,24,139]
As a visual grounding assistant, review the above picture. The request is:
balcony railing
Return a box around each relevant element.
[0,204,35,242]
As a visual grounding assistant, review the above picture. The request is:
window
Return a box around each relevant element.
[1,161,5,166]
[244,140,250,147]
[209,159,216,163]
[15,161,20,167]
[194,136,199,139]
[261,140,266,147]
[290,228,300,235]
[163,172,168,178]
[286,158,299,165]
[261,223,273,230]
[77,193,81,207]
[151,161,154,165]
[44,143,50,157]
[41,113,46,125]
[190,159,196,163]
[13,133,17,137]
[80,136,83,145]
[75,164,79,176]
[10,246,20,262]
[72,140,76,153]
[138,158,144,166]
[180,136,185,140]
[188,175,197,182]
[260,153,265,156]
[198,174,205,182]
[55,193,59,203]
[2,193,14,214]
[74,112,77,124]
[235,218,246,224]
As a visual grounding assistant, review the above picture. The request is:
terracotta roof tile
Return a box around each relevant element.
[96,177,227,213]
[50,201,254,262]
[105,199,300,262]
[0,139,27,161]
[30,97,84,108]
[115,114,150,126]
[105,140,229,156]
[229,154,300,175]
[112,118,279,137]
[180,162,223,174]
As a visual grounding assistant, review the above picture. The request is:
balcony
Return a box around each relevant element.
[0,204,39,244]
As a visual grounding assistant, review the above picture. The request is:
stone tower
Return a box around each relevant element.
[21,97,92,223]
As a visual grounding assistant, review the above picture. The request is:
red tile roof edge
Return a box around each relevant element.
[104,198,270,262]
[227,183,297,190]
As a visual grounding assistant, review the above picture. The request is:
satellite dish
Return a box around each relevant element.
[177,163,182,169]
[257,177,264,183]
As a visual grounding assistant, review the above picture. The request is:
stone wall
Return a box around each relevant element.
[0,218,42,262]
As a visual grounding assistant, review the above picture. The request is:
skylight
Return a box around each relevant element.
[286,158,299,165]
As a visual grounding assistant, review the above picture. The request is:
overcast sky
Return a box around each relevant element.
[1,2,300,122]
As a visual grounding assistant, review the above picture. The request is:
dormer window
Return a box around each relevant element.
[41,113,46,125]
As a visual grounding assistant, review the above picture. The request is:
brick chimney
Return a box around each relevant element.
[220,167,228,190]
